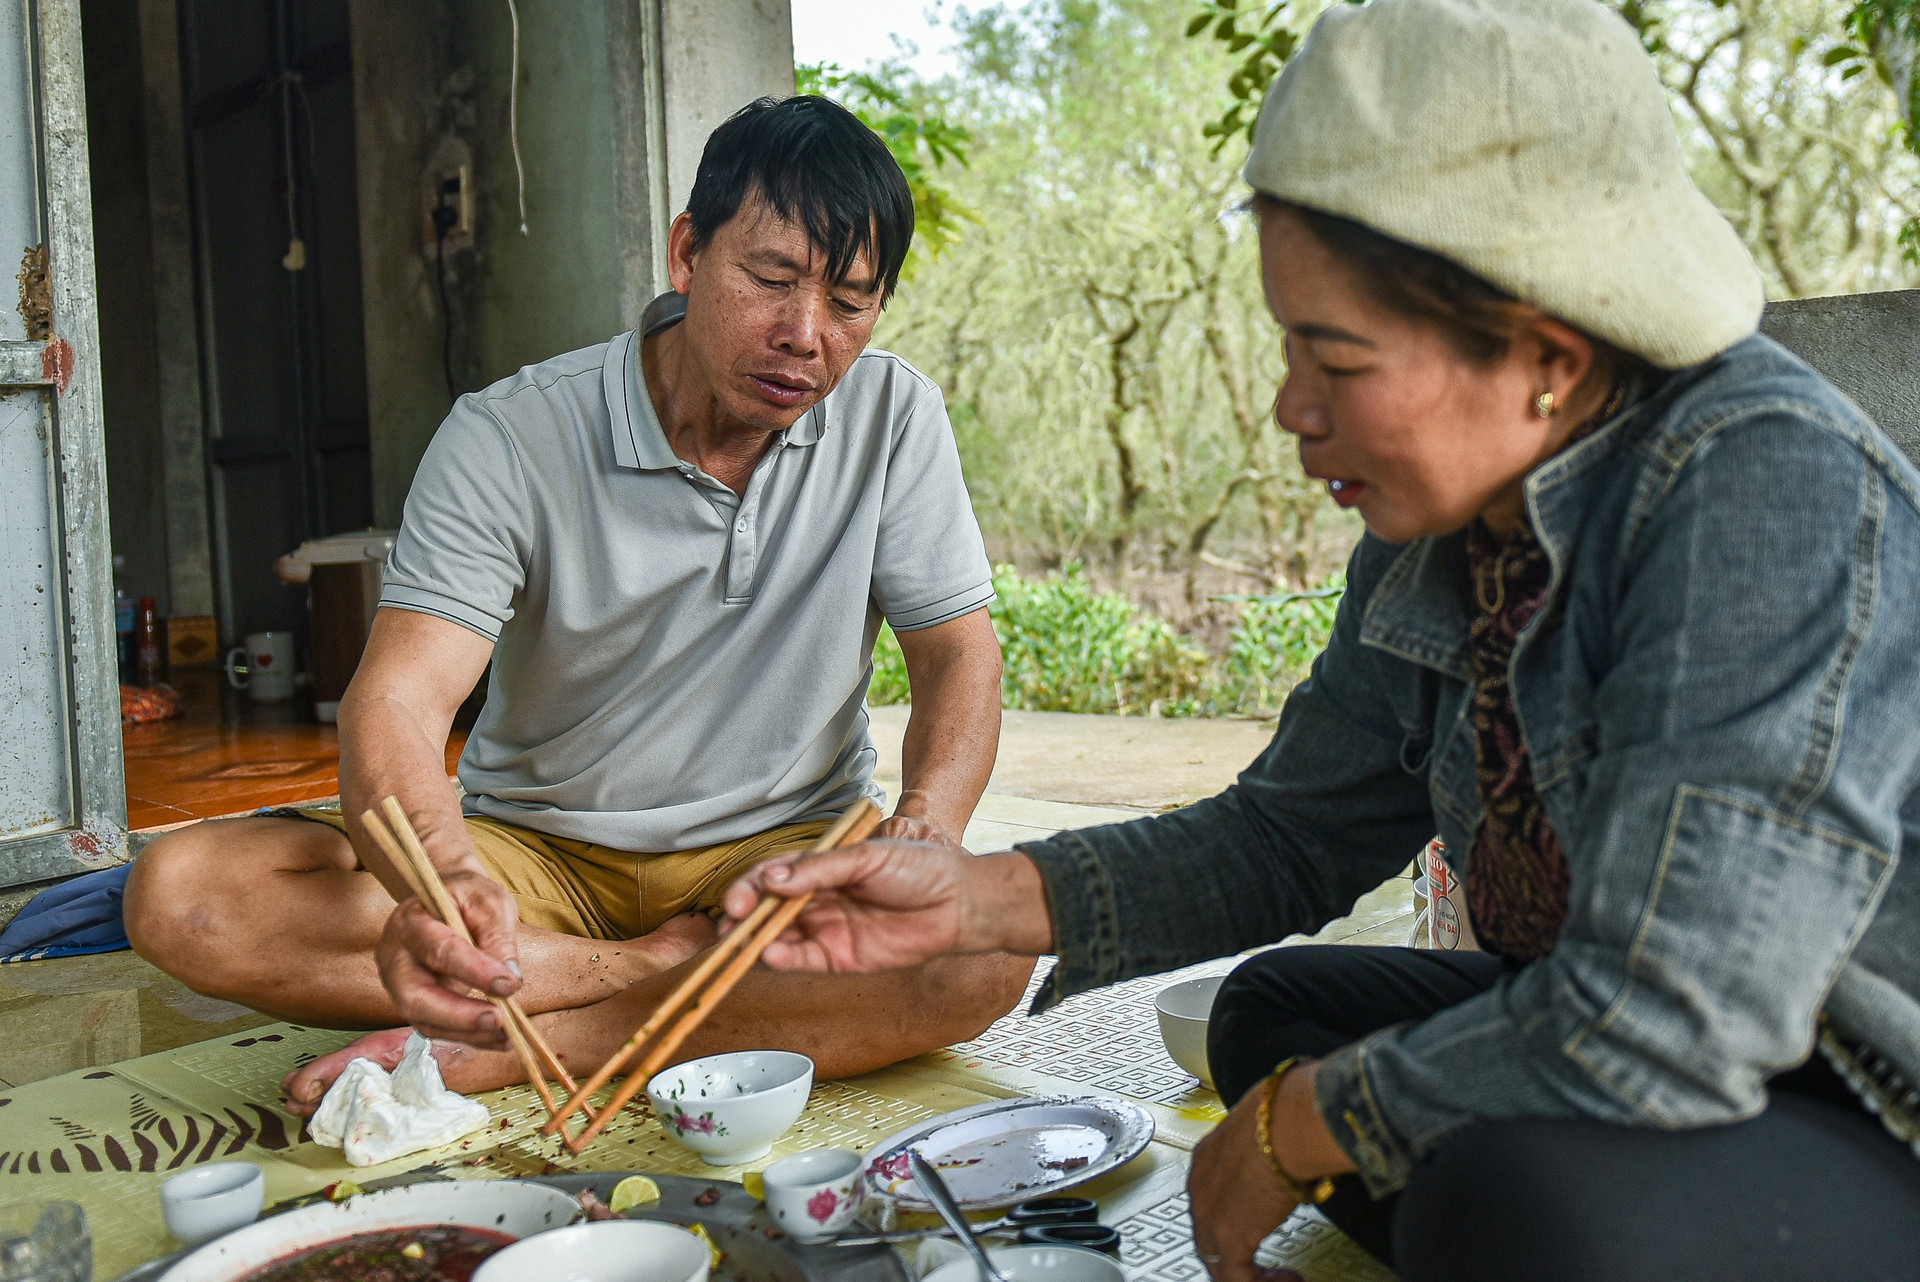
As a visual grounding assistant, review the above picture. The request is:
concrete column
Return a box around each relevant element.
[136,0,215,617]
[659,0,797,219]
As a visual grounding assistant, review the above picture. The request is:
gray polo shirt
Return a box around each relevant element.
[381,294,994,851]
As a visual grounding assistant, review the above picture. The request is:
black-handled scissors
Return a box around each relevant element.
[828,1195,1100,1247]
[1017,1222,1123,1257]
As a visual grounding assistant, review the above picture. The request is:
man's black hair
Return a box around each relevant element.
[685,95,915,297]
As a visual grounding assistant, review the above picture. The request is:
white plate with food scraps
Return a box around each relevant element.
[862,1096,1155,1214]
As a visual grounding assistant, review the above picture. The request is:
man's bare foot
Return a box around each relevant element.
[278,915,717,1115]
[282,1026,414,1116]
[282,1026,529,1116]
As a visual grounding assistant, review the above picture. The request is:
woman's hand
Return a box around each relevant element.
[719,842,1053,972]
[1189,1084,1301,1282]
[1189,1061,1350,1282]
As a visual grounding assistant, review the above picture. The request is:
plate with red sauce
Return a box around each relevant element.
[116,1173,909,1282]
[154,1181,579,1282]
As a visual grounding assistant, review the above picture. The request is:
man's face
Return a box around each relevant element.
[667,196,886,432]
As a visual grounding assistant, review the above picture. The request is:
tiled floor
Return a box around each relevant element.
[120,668,465,831]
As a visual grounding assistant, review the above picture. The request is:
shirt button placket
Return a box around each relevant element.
[727,507,757,601]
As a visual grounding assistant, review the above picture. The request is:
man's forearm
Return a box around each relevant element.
[894,613,1002,842]
[338,689,478,899]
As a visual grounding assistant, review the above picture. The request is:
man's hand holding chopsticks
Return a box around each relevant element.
[719,841,1057,973]
[376,864,525,1049]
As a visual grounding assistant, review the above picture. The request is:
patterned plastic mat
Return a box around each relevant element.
[913,962,1394,1282]
[0,900,1407,1281]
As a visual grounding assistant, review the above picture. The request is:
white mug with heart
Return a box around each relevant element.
[225,630,296,702]
[761,1148,863,1243]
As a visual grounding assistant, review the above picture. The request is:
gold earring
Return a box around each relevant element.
[1534,390,1557,419]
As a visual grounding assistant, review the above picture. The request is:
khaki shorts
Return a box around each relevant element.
[292,808,832,940]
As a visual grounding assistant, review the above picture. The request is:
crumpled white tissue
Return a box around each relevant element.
[309,1032,490,1167]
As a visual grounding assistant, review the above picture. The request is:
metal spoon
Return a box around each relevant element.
[908,1150,1013,1282]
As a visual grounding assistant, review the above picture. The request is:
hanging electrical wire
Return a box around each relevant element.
[506,0,529,235]
[433,195,458,402]
[278,72,306,270]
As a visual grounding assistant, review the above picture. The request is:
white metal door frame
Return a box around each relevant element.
[0,0,129,886]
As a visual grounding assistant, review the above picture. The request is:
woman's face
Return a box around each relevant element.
[1258,205,1591,542]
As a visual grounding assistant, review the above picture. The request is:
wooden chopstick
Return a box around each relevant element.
[554,799,883,1152]
[539,799,877,1137]
[375,800,577,1097]
[359,800,575,1114]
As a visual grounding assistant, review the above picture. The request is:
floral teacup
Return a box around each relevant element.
[761,1148,863,1242]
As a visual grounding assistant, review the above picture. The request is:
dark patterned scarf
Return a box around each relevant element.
[1463,518,1571,961]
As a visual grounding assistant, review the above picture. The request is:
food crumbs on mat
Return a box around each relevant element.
[609,1176,662,1212]
[321,1180,363,1202]
[694,1186,722,1207]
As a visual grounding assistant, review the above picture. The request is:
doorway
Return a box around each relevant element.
[178,0,372,646]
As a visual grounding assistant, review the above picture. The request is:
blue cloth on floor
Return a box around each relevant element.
[0,862,133,963]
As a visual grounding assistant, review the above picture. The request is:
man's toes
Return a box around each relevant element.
[282,1026,415,1110]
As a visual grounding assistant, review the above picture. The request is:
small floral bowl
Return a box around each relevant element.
[761,1148,863,1242]
[645,1051,814,1166]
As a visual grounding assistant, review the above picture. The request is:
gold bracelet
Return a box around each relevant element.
[1255,1057,1337,1205]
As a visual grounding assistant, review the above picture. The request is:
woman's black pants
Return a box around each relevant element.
[1206,945,1920,1281]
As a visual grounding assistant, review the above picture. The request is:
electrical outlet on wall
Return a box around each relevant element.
[422,136,476,255]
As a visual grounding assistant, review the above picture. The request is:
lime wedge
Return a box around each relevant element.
[608,1175,662,1213]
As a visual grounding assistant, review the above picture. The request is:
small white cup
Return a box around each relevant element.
[762,1147,863,1242]
[225,630,296,702]
[160,1161,265,1246]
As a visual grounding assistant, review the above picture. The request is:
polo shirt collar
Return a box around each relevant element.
[608,292,825,471]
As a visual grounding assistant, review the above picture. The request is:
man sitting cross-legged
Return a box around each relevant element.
[124,95,1034,1115]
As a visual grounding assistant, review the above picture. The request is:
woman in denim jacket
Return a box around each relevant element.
[725,0,1920,1275]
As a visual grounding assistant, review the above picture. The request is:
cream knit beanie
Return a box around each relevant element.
[1244,0,1764,369]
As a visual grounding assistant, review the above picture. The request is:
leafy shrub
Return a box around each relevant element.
[869,623,912,706]
[1210,576,1345,715]
[864,565,1344,718]
[991,565,1211,716]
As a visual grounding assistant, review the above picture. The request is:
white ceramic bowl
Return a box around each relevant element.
[473,1219,712,1282]
[645,1050,814,1166]
[1154,974,1225,1090]
[157,1180,581,1281]
[924,1244,1126,1282]
[160,1163,265,1246]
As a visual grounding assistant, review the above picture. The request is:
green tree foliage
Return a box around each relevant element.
[872,0,1359,604]
[1187,0,1920,295]
[1613,0,1920,292]
[1185,1,1309,153]
[797,62,978,277]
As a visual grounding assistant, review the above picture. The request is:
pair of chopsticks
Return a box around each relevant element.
[359,796,578,1116]
[543,797,883,1153]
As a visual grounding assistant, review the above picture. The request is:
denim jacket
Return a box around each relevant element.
[1018,335,1920,1196]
